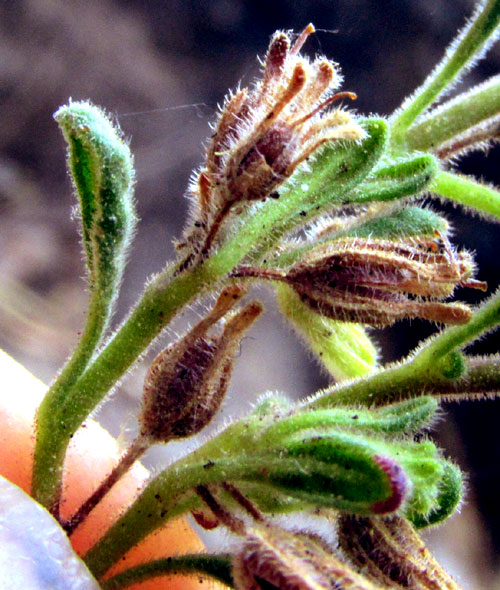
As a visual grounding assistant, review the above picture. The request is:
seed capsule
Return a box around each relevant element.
[337,514,460,589]
[182,25,364,257]
[234,524,385,590]
[140,288,263,442]
[285,236,485,326]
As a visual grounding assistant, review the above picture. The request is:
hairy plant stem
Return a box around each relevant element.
[79,291,500,577]
[82,353,500,579]
[406,76,500,152]
[431,170,500,220]
[101,554,233,590]
[64,437,149,535]
[309,355,500,409]
[390,0,500,152]
[82,440,282,579]
[39,281,119,457]
[308,288,500,408]
[32,122,385,513]
[32,283,133,520]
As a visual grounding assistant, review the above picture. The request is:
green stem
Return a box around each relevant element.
[31,279,128,518]
[407,76,500,152]
[83,351,500,579]
[34,153,369,512]
[308,355,500,409]
[411,288,500,367]
[309,288,500,409]
[431,169,500,220]
[42,281,116,410]
[83,451,280,579]
[101,554,233,590]
[390,0,500,152]
[307,356,427,409]
[307,291,500,409]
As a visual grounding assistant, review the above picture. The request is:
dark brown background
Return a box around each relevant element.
[1,1,499,587]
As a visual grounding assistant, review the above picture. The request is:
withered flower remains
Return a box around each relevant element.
[196,484,383,590]
[233,235,486,326]
[140,287,263,441]
[183,24,364,259]
[285,236,485,326]
[337,515,460,589]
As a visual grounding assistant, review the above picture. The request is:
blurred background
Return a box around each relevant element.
[1,0,500,587]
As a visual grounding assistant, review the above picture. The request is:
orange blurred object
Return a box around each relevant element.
[0,349,218,590]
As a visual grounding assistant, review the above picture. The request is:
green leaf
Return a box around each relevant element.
[256,397,438,445]
[431,169,500,220]
[407,75,500,152]
[34,101,137,512]
[55,100,136,316]
[347,206,448,240]
[348,154,438,204]
[390,0,500,151]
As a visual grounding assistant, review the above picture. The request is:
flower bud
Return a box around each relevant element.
[275,283,378,381]
[139,288,263,442]
[250,429,451,519]
[259,431,410,515]
[406,462,463,529]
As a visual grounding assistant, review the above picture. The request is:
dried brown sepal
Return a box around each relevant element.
[233,524,386,590]
[337,514,460,590]
[139,286,263,441]
[284,236,485,326]
[182,24,364,258]
[195,484,383,590]
[234,527,381,590]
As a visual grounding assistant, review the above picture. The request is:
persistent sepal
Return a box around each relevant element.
[182,24,365,260]
[234,523,385,590]
[283,235,482,326]
[140,287,263,442]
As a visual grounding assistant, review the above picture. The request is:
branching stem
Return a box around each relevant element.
[390,0,500,152]
[64,437,149,535]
